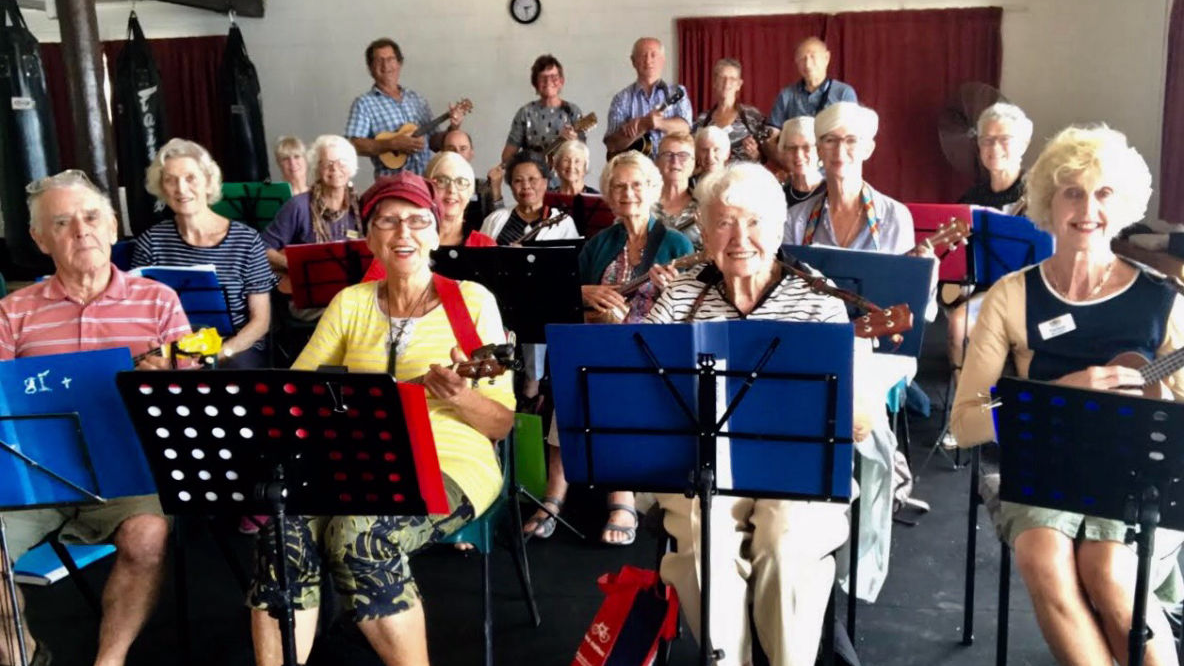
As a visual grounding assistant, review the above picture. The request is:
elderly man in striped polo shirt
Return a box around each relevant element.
[0,170,191,666]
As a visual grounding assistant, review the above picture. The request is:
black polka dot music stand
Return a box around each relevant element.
[115,369,449,666]
[993,377,1184,666]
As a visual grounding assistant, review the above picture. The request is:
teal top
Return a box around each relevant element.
[578,217,695,285]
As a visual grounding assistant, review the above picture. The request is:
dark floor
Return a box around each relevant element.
[20,317,1062,666]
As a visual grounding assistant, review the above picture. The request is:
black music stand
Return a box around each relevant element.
[115,370,449,666]
[0,413,104,666]
[284,240,375,309]
[430,246,582,344]
[993,377,1184,666]
[926,211,1055,472]
[548,321,855,666]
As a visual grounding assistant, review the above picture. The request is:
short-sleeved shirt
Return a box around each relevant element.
[0,265,191,359]
[291,279,511,514]
[784,184,915,254]
[261,192,362,250]
[505,100,586,155]
[607,81,693,160]
[769,79,858,127]
[131,220,278,334]
[691,104,767,162]
[345,85,434,176]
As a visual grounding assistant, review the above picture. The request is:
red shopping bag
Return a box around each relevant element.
[572,565,680,666]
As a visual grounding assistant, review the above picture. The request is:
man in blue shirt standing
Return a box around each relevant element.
[345,38,466,177]
[605,37,693,161]
[767,37,857,140]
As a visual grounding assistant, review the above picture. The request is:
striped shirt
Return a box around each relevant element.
[345,85,434,176]
[646,263,849,324]
[131,220,278,333]
[291,279,512,514]
[0,266,191,359]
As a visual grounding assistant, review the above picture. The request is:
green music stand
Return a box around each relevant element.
[211,182,292,233]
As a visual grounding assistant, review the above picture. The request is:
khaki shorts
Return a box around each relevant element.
[1,494,165,562]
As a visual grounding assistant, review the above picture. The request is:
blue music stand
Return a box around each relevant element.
[547,320,855,665]
[971,210,1055,289]
[135,266,235,336]
[993,377,1184,666]
[782,245,934,357]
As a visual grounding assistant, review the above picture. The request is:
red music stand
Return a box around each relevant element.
[544,192,616,238]
[906,203,972,284]
[284,240,376,309]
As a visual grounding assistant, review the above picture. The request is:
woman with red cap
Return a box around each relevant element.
[247,171,515,666]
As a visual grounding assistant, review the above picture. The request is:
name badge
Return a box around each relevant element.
[1037,313,1076,341]
[345,229,360,240]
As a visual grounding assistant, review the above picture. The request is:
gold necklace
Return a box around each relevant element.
[1045,260,1116,301]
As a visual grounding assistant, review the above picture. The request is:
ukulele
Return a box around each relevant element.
[782,258,914,345]
[511,209,568,246]
[406,343,522,388]
[585,251,708,324]
[606,86,686,159]
[374,98,473,171]
[133,328,223,366]
[542,113,599,160]
[912,218,971,257]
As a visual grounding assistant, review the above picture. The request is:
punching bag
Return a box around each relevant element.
[218,21,268,183]
[113,11,169,236]
[0,0,59,272]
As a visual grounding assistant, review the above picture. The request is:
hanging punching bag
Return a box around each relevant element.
[219,21,268,183]
[113,11,169,236]
[0,0,59,272]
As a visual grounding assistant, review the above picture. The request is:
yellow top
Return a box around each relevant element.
[293,279,512,514]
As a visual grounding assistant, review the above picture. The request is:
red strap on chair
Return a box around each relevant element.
[432,273,482,356]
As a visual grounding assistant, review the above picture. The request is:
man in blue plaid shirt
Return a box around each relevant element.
[346,38,466,177]
[604,37,692,162]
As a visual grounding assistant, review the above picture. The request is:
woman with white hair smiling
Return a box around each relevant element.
[133,138,277,368]
[777,115,824,206]
[647,161,873,666]
[262,134,362,272]
[784,102,915,254]
[959,102,1033,214]
[952,125,1184,666]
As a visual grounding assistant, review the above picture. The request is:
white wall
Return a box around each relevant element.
[22,0,1174,216]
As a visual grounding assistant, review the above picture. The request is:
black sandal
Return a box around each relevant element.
[601,503,638,546]
[522,496,564,539]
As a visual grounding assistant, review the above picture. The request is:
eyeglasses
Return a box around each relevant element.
[25,169,93,195]
[537,73,563,83]
[818,135,862,151]
[431,175,472,192]
[977,134,1014,148]
[658,151,693,163]
[370,214,434,231]
[511,176,545,187]
[320,159,350,172]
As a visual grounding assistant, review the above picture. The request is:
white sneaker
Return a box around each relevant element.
[940,432,958,450]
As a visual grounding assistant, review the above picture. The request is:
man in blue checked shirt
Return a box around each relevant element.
[345,38,467,177]
[604,37,692,162]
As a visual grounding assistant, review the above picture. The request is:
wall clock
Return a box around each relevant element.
[510,0,541,25]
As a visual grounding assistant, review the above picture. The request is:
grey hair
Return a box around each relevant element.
[308,134,359,180]
[695,125,730,149]
[694,162,786,242]
[26,170,116,231]
[424,150,476,197]
[552,139,590,164]
[145,138,224,205]
[778,116,816,151]
[713,57,742,77]
[976,102,1034,147]
[600,150,662,204]
[814,102,879,141]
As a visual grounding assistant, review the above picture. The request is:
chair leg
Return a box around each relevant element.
[507,505,541,627]
[173,523,194,666]
[47,536,102,616]
[997,542,1010,666]
[482,551,493,666]
[821,583,836,666]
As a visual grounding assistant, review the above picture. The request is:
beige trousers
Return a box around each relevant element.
[657,494,850,666]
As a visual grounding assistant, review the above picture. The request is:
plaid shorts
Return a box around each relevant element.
[248,476,473,622]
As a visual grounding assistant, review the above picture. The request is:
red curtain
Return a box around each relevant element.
[677,13,830,115]
[1160,0,1184,223]
[677,7,1001,203]
[833,8,1001,202]
[40,35,226,176]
